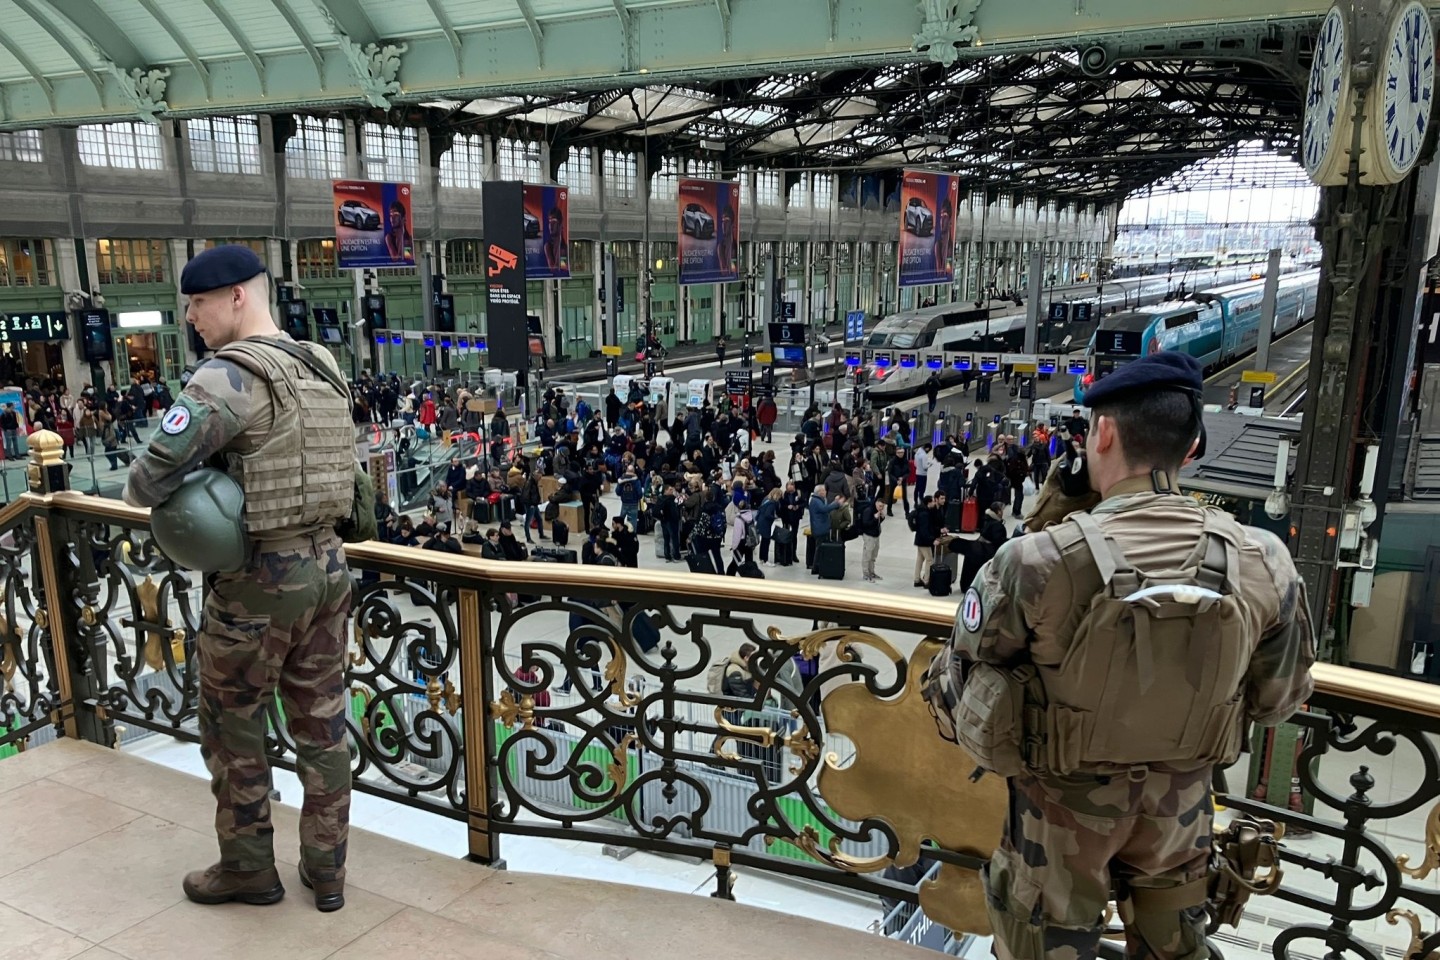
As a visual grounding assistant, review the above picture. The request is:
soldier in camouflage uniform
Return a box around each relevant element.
[124,246,355,912]
[923,352,1315,959]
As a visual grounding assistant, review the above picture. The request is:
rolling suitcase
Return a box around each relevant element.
[960,496,979,534]
[816,541,845,580]
[687,551,717,575]
[929,559,954,597]
[654,532,667,559]
[550,519,570,547]
[737,560,765,579]
[531,546,578,564]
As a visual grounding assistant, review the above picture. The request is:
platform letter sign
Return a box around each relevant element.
[898,169,959,288]
[678,179,741,285]
[483,181,530,372]
[333,180,414,269]
[523,184,570,279]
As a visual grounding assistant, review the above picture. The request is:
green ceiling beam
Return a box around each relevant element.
[198,0,268,94]
[5,0,1440,130]
[515,0,545,66]
[10,0,106,100]
[133,0,213,100]
[310,0,377,46]
[37,0,146,69]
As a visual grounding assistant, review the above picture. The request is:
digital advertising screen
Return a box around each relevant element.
[897,169,958,288]
[522,184,570,280]
[333,179,415,269]
[678,178,741,285]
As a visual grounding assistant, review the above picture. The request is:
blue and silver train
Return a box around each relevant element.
[1073,270,1320,401]
[861,265,1286,403]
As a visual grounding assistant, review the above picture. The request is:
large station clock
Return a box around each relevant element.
[1361,0,1435,184]
[1303,5,1354,186]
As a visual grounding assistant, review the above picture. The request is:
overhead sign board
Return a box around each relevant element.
[0,311,68,343]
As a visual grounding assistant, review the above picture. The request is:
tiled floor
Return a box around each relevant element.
[0,739,929,960]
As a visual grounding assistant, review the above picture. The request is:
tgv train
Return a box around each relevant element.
[1073,270,1320,401]
[861,266,1278,402]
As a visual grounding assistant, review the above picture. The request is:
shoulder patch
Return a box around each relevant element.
[160,406,191,435]
[960,587,984,633]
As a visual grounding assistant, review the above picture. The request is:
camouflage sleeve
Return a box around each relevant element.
[1245,534,1318,726]
[921,540,1034,742]
[121,360,260,508]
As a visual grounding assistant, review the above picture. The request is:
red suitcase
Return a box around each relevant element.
[960,496,979,533]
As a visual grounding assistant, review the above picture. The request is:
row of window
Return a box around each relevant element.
[5,120,1090,222]
[0,234,1101,288]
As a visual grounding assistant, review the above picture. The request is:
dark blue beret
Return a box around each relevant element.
[1083,350,1204,408]
[180,245,267,295]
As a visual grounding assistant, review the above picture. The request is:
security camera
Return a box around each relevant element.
[92,292,106,308]
[351,317,368,328]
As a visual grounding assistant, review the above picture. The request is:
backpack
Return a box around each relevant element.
[741,517,759,549]
[707,510,726,540]
[955,509,1255,777]
[592,501,608,526]
[706,657,730,695]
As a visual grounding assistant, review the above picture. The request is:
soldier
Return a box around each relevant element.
[922,351,1315,959]
[123,246,356,913]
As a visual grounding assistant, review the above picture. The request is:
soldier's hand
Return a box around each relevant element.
[1023,456,1101,533]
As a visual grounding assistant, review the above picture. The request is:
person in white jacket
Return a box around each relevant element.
[925,442,944,500]
[913,443,934,501]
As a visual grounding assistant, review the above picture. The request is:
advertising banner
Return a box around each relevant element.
[678,179,740,286]
[333,179,415,269]
[482,181,530,373]
[898,169,958,288]
[522,184,570,279]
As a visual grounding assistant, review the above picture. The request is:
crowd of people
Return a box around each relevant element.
[362,368,1094,597]
[0,371,176,470]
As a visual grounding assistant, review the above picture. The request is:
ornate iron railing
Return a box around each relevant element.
[3,448,1440,957]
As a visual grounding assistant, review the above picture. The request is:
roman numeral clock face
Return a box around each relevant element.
[1380,1,1435,181]
[1303,6,1350,185]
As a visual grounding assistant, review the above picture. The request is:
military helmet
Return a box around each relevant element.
[150,468,247,573]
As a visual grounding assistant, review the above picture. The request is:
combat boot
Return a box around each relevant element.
[297,861,345,912]
[182,864,285,906]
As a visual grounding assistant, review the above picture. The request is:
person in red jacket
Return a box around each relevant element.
[417,393,438,437]
[756,396,778,442]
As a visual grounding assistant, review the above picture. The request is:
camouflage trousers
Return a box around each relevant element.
[985,765,1213,960]
[197,531,353,883]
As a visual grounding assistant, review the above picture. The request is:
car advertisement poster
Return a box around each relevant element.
[898,169,958,288]
[333,179,415,269]
[522,184,570,280]
[678,178,740,286]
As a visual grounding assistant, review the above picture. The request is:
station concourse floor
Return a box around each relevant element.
[0,739,933,960]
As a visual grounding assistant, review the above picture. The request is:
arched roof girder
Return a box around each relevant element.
[9,0,105,100]
[35,0,145,70]
[0,28,55,112]
[262,0,326,86]
[132,0,213,100]
[197,0,268,94]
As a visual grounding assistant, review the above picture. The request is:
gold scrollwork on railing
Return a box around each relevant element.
[783,725,820,775]
[768,623,903,666]
[350,686,374,736]
[136,575,177,672]
[603,637,640,708]
[712,706,776,760]
[1386,908,1431,960]
[422,676,461,716]
[490,690,534,730]
[1397,801,1440,881]
[0,615,15,693]
[768,824,895,874]
[816,639,1007,937]
[607,734,635,796]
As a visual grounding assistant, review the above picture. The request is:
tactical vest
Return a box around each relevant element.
[214,338,354,535]
[957,508,1257,777]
